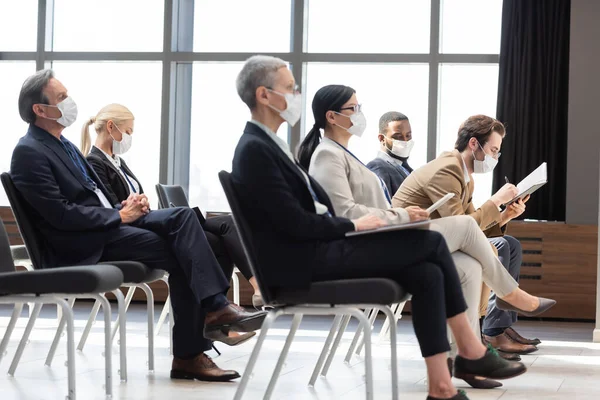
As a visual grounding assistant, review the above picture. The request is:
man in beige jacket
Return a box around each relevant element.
[393,115,540,358]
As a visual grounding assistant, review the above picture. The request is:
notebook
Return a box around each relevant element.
[345,220,430,237]
[505,162,547,206]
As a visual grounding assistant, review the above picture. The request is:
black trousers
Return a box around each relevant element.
[100,208,230,359]
[312,229,467,358]
[203,215,253,280]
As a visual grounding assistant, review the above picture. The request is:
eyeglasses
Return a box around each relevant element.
[266,84,300,94]
[339,104,362,114]
[477,140,501,159]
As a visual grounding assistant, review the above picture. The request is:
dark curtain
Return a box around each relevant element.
[493,0,570,221]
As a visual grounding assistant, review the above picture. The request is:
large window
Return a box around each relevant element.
[0,0,503,211]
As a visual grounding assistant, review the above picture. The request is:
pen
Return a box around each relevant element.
[505,176,510,184]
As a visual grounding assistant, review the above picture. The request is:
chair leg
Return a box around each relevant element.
[137,283,155,372]
[378,301,406,344]
[320,314,351,378]
[232,270,240,305]
[344,308,371,364]
[92,294,112,397]
[111,289,128,382]
[0,304,24,364]
[111,286,136,342]
[308,314,343,386]
[347,309,374,400]
[45,298,76,366]
[19,263,36,319]
[155,295,170,335]
[77,299,101,351]
[8,302,42,376]
[55,298,76,400]
[355,308,379,356]
[233,309,282,400]
[376,306,398,399]
[168,300,174,355]
[264,314,303,399]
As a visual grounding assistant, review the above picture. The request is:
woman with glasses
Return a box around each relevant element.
[298,85,555,389]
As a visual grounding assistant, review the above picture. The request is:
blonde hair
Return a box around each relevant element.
[81,103,135,156]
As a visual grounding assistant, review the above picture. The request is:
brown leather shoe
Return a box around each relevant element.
[204,304,267,342]
[504,327,541,346]
[448,357,502,389]
[497,350,521,361]
[171,353,240,382]
[483,332,538,354]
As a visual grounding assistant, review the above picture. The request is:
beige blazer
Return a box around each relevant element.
[392,150,504,237]
[309,137,410,224]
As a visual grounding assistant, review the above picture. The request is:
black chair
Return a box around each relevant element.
[0,218,124,399]
[219,170,409,400]
[0,172,164,387]
[155,183,189,209]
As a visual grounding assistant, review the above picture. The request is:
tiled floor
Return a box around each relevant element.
[0,303,597,400]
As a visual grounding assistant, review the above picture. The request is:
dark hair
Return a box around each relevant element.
[454,114,506,151]
[297,84,355,169]
[378,111,408,134]
[18,69,54,124]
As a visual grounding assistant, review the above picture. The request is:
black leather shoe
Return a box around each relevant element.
[426,390,469,400]
[448,357,503,389]
[454,345,527,380]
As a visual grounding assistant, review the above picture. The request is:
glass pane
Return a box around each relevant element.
[0,1,38,51]
[307,0,430,54]
[193,0,291,52]
[52,0,164,51]
[440,0,503,54]
[51,62,163,207]
[0,62,37,206]
[437,64,499,207]
[189,62,289,212]
[304,63,429,171]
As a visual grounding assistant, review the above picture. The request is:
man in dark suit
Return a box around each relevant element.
[11,69,265,382]
[367,111,414,195]
[230,55,526,400]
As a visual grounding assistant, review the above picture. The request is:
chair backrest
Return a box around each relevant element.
[155,184,190,209]
[0,219,17,273]
[218,170,275,304]
[1,173,45,270]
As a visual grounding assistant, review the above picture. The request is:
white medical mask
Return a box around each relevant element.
[472,141,498,174]
[110,123,133,155]
[44,97,78,127]
[389,139,414,158]
[334,111,367,137]
[268,90,302,126]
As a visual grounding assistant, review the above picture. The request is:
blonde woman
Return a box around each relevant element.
[81,104,263,310]
[298,85,556,389]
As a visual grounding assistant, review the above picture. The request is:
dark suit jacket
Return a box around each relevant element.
[86,146,144,205]
[367,154,413,195]
[232,122,355,290]
[10,124,122,268]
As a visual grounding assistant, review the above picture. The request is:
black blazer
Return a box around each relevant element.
[10,124,122,268]
[231,122,355,291]
[367,156,413,196]
[86,146,144,205]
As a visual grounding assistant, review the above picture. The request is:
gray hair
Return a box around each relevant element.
[236,55,287,109]
[18,69,54,124]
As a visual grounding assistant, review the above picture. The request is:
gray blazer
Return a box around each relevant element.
[309,137,410,224]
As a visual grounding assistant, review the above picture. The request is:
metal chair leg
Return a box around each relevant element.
[232,268,240,305]
[356,307,379,356]
[378,301,406,344]
[155,295,170,335]
[233,309,282,400]
[77,299,101,350]
[93,294,113,397]
[0,304,24,364]
[111,286,136,342]
[137,283,155,372]
[45,298,76,366]
[111,289,127,382]
[8,303,42,375]
[168,300,174,355]
[320,314,351,378]
[376,306,399,399]
[350,308,374,400]
[309,314,343,386]
[264,314,303,399]
[55,298,76,400]
[344,308,371,364]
